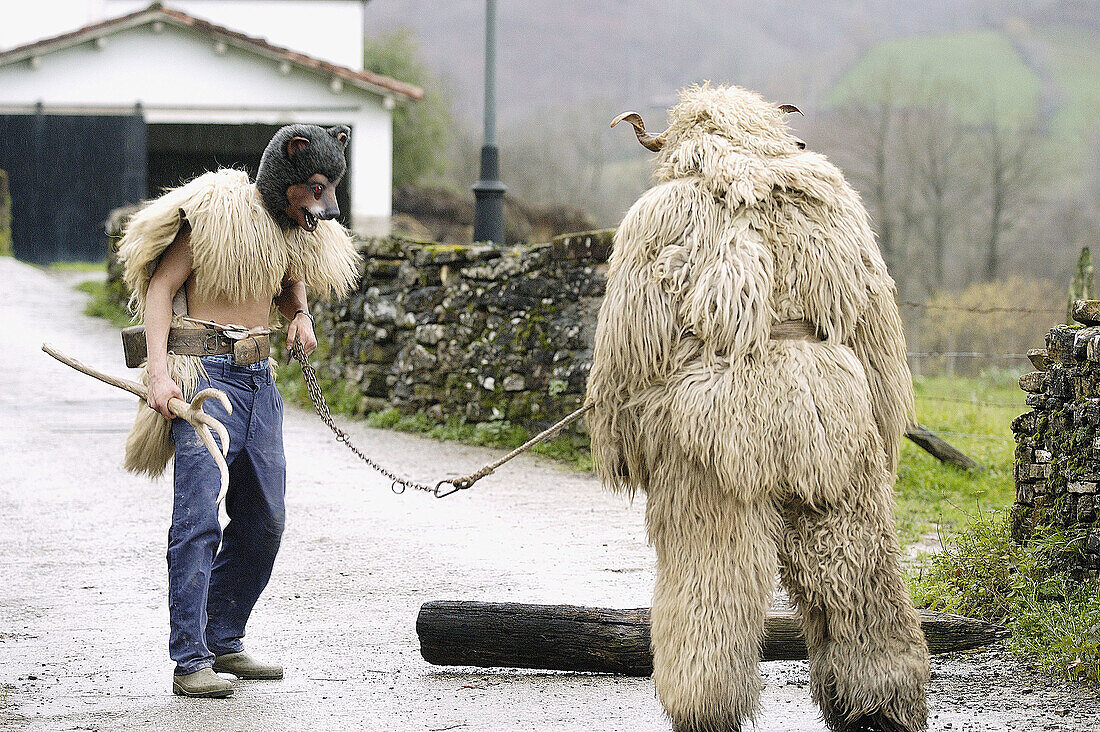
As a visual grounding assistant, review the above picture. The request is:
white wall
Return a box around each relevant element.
[1,0,365,70]
[0,19,391,233]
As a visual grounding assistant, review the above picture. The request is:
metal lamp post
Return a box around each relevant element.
[472,0,506,246]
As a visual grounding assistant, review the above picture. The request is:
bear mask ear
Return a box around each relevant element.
[286,136,310,159]
[328,125,350,147]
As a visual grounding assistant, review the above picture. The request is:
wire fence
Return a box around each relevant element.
[916,394,1023,409]
[907,351,1031,360]
[899,300,1064,316]
[898,297,1045,442]
[926,429,1014,441]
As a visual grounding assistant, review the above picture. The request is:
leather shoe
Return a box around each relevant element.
[172,667,233,698]
[212,651,284,680]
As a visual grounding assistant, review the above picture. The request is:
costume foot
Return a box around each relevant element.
[672,721,740,732]
[826,712,915,732]
[172,668,233,698]
[213,651,284,680]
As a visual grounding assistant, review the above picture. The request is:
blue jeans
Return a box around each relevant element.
[168,356,285,675]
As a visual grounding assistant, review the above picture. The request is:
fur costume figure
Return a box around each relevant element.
[588,85,929,732]
[117,125,360,478]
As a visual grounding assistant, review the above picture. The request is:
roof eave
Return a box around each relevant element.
[0,8,159,66]
[0,6,424,103]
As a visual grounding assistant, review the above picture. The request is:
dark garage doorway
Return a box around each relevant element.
[0,113,146,264]
[0,119,353,265]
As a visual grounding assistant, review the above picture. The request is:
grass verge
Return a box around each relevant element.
[49,260,108,273]
[74,279,133,329]
[897,374,1020,544]
[910,510,1100,684]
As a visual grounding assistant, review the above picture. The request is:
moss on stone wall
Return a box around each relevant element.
[0,169,12,257]
[310,232,608,435]
[1012,322,1100,585]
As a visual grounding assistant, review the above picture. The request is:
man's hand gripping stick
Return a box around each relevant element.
[42,344,233,504]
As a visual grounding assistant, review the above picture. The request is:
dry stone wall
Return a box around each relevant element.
[313,232,612,432]
[1012,300,1100,585]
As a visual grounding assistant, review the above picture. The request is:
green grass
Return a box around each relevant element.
[897,374,1021,544]
[904,373,1100,685]
[825,30,1041,126]
[74,279,133,329]
[911,510,1100,684]
[49,260,107,272]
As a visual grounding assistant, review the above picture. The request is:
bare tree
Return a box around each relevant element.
[975,120,1046,280]
[904,103,974,291]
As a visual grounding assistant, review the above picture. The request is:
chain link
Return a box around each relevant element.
[289,340,442,496]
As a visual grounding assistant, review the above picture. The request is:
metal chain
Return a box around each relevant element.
[289,340,440,496]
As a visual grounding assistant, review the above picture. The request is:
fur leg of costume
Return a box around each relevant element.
[778,436,929,732]
[647,456,780,732]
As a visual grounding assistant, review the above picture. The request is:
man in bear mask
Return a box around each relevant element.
[116,124,360,698]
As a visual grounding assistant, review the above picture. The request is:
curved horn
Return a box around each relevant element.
[611,111,667,152]
[778,104,803,116]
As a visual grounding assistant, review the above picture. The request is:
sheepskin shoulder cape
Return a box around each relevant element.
[115,168,361,479]
[587,84,914,498]
[119,168,359,319]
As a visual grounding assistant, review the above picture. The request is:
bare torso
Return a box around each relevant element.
[183,273,275,330]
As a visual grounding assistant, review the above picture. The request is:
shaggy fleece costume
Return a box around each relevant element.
[587,85,929,732]
[117,168,359,477]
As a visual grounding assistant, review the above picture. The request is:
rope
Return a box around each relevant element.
[437,404,593,496]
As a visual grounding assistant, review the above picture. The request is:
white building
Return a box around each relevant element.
[0,1,420,263]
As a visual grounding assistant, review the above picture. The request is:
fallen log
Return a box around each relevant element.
[417,601,1007,676]
[905,423,983,471]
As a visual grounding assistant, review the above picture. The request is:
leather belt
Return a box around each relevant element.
[770,319,821,341]
[121,325,271,368]
[168,327,240,356]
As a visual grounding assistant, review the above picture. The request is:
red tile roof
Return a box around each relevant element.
[0,2,423,101]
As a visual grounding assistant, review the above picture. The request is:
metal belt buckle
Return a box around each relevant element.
[202,332,221,354]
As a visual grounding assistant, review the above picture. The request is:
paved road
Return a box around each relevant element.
[1,257,1096,731]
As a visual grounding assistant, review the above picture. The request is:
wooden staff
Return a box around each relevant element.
[41,343,233,504]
